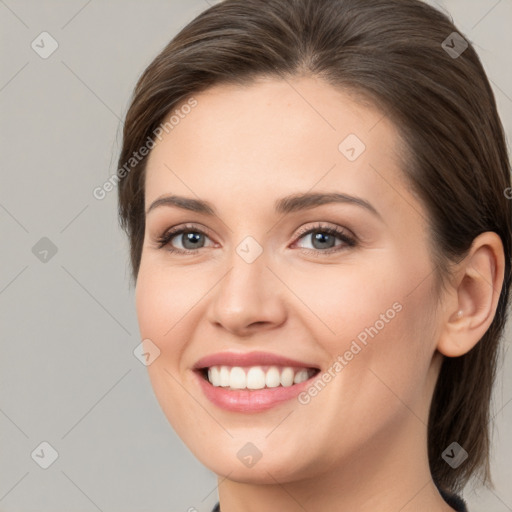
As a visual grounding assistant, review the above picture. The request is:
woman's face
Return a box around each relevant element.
[136,76,445,483]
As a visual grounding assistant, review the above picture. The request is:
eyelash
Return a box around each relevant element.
[155,222,357,256]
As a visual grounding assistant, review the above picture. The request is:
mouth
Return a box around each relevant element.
[191,351,322,412]
[196,365,320,391]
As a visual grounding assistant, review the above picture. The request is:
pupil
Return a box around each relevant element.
[313,232,334,249]
[183,232,203,249]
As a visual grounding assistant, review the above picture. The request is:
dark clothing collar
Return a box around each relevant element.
[211,489,468,511]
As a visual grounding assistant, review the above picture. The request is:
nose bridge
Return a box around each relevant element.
[219,236,271,307]
[207,233,286,332]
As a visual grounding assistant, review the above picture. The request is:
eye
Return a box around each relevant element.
[156,224,215,254]
[292,223,357,254]
[155,222,357,255]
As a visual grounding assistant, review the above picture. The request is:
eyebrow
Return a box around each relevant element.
[146,192,381,218]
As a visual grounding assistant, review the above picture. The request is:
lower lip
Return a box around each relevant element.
[194,370,317,413]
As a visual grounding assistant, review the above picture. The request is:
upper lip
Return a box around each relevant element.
[193,351,319,370]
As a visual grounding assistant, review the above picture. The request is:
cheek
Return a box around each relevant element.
[280,252,406,347]
[287,251,436,409]
[134,263,190,397]
[135,259,203,351]
[135,264,202,434]
[135,268,170,349]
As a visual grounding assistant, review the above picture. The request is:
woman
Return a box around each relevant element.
[116,0,511,510]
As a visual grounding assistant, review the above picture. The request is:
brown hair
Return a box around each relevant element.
[117,0,511,493]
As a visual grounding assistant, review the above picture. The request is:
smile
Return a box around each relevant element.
[203,365,318,390]
[192,351,321,412]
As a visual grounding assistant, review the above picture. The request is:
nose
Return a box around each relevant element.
[206,248,287,336]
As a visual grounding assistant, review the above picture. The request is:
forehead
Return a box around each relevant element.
[144,76,413,219]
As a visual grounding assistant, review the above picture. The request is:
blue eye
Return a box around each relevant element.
[294,224,356,253]
[156,225,213,253]
[156,222,356,255]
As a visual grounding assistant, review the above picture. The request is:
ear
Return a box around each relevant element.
[437,231,505,358]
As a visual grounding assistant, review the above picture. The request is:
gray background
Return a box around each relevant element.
[0,0,510,511]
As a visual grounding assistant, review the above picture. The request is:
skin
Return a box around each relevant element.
[135,76,504,512]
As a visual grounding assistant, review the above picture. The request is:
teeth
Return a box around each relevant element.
[230,367,246,389]
[219,366,230,387]
[206,365,315,390]
[293,368,309,384]
[280,367,294,387]
[265,366,281,388]
[247,367,266,389]
[208,366,219,385]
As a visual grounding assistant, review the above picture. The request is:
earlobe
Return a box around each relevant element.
[436,232,505,358]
